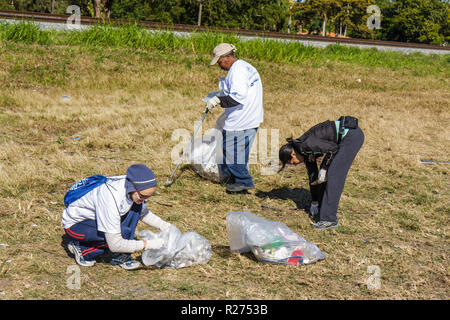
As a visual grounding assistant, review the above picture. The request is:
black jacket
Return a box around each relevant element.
[291,120,339,170]
[292,120,339,203]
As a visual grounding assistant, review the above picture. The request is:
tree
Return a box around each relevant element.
[299,0,339,36]
[0,0,14,10]
[88,0,112,18]
[8,0,52,12]
[376,0,449,44]
[343,0,377,39]
[0,0,13,10]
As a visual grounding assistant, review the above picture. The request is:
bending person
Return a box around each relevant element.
[62,164,172,270]
[279,116,364,230]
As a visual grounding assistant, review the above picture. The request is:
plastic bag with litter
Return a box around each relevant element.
[137,225,212,269]
[226,211,326,265]
[186,110,227,183]
[185,78,228,183]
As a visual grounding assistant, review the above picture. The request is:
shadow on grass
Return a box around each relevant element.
[167,165,220,186]
[255,187,311,210]
[212,244,232,259]
[212,244,258,262]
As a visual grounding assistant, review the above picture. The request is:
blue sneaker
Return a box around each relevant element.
[67,240,96,267]
[110,254,141,270]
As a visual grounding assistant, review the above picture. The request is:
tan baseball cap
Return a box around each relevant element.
[210,43,236,66]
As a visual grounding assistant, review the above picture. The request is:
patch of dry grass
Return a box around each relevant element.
[0,41,448,300]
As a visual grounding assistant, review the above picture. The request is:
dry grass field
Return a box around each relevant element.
[0,37,448,300]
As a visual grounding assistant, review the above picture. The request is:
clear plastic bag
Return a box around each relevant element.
[226,211,326,265]
[137,225,212,269]
[187,112,227,183]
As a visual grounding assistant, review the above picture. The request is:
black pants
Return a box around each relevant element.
[317,127,364,222]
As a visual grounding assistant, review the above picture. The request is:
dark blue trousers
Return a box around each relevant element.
[219,128,258,187]
[65,203,142,260]
[319,127,365,222]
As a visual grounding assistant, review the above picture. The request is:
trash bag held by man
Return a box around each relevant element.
[187,112,227,183]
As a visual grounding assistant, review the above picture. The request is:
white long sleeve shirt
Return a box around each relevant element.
[221,59,263,131]
[62,175,169,253]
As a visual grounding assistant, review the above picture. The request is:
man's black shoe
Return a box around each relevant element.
[226,183,254,193]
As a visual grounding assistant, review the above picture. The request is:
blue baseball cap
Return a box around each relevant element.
[125,164,157,192]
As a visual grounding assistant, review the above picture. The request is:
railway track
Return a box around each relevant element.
[1,9,449,54]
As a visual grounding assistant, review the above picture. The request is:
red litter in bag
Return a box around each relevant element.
[287,249,304,265]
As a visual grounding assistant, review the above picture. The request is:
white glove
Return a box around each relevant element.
[310,203,319,216]
[204,96,220,112]
[311,169,327,185]
[144,238,164,250]
[318,169,327,183]
[142,211,171,231]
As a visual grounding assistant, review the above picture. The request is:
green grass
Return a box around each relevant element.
[0,20,51,45]
[1,20,449,77]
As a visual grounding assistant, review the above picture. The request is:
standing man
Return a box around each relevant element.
[205,43,263,193]
[62,164,172,270]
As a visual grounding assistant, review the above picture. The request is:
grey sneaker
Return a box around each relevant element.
[68,240,96,267]
[313,221,338,230]
[226,183,254,193]
[110,254,141,270]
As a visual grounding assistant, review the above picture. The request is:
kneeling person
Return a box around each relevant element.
[62,164,171,270]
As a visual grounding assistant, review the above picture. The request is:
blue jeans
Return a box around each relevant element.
[65,203,142,260]
[219,128,258,187]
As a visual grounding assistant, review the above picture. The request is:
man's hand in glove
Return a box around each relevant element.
[204,96,220,113]
[144,238,164,250]
[311,169,327,186]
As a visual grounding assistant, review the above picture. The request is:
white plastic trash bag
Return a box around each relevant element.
[187,112,227,183]
[226,211,326,265]
[185,82,227,183]
[137,225,212,269]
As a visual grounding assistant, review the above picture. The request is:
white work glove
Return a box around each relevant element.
[309,203,319,216]
[311,169,327,186]
[204,96,220,113]
[142,211,171,232]
[144,238,164,250]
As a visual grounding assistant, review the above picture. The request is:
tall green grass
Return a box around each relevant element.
[0,20,52,45]
[1,21,448,74]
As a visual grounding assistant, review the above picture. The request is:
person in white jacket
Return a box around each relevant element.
[62,164,172,270]
[205,43,263,193]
